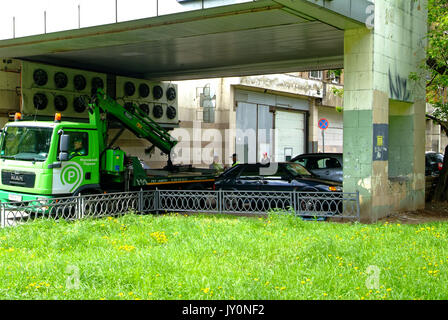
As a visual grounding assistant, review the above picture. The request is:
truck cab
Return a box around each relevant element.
[0,114,102,203]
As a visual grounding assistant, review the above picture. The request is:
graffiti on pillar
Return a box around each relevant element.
[409,0,421,12]
[373,124,388,161]
[388,68,411,101]
[365,0,375,30]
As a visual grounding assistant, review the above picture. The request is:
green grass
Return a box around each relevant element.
[0,212,447,300]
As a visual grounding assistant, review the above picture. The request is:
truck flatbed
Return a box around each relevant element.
[131,159,218,189]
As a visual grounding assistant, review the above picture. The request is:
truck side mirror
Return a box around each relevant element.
[59,152,69,161]
[60,134,70,152]
[59,134,70,161]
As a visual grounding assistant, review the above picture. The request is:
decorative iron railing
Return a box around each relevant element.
[0,189,359,228]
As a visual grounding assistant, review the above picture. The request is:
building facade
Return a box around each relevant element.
[170,71,345,168]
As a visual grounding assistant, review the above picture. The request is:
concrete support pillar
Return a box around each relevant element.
[343,0,427,222]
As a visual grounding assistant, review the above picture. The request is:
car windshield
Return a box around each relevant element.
[0,126,53,162]
[284,163,313,177]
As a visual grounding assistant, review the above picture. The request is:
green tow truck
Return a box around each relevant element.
[0,89,216,203]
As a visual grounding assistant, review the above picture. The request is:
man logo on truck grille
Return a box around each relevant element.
[61,163,83,193]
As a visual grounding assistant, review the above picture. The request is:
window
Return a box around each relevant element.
[321,157,341,169]
[59,131,89,159]
[330,74,340,84]
[327,69,342,84]
[299,157,341,170]
[262,164,293,179]
[284,163,313,177]
[0,126,53,162]
[294,158,307,167]
[239,165,262,178]
[309,71,323,80]
[199,84,216,123]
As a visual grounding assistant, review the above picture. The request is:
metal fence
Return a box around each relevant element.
[0,190,359,228]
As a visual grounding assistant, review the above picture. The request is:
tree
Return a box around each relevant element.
[419,0,448,201]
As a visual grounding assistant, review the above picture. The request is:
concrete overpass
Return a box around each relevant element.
[0,0,429,222]
[0,0,369,80]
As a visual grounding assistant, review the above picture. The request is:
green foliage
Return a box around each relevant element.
[0,213,447,300]
[328,69,342,78]
[332,87,344,112]
[422,0,448,121]
[332,87,344,98]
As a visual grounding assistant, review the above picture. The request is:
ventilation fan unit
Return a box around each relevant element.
[21,61,107,119]
[116,76,178,126]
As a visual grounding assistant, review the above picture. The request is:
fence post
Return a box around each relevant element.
[296,190,300,216]
[218,189,222,214]
[292,190,296,215]
[77,194,85,220]
[356,191,360,221]
[0,204,4,228]
[138,188,143,213]
[155,188,159,214]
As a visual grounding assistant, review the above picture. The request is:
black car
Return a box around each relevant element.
[215,162,342,192]
[215,162,343,215]
[425,151,444,176]
[291,153,343,183]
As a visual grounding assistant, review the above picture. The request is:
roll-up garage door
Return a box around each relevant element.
[275,110,305,161]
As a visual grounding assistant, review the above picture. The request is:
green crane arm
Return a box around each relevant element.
[93,88,178,155]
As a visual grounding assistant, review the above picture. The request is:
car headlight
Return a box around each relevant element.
[328,186,342,192]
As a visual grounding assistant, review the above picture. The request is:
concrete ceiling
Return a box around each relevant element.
[0,0,365,80]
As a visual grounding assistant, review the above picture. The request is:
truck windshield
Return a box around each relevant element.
[0,126,53,162]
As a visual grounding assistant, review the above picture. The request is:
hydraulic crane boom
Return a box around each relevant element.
[92,88,178,156]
